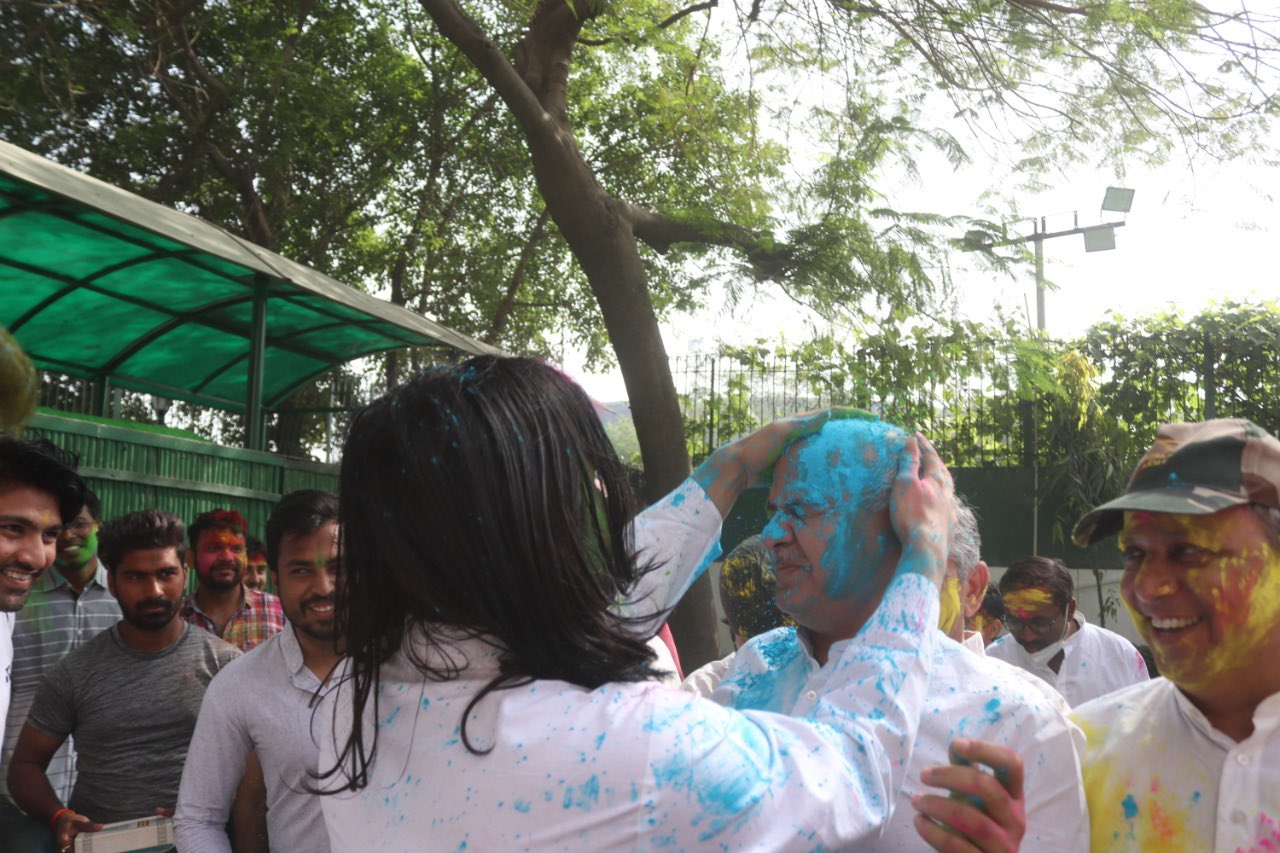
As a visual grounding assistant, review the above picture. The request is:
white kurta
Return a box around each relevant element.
[317,573,940,851]
[1072,678,1280,853]
[711,627,1089,851]
[987,612,1149,707]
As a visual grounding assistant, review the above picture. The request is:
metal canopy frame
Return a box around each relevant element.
[0,140,503,449]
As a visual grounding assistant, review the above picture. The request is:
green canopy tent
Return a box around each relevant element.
[0,140,502,450]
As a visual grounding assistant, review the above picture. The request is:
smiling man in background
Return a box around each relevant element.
[242,536,269,592]
[176,490,343,852]
[1071,419,1280,851]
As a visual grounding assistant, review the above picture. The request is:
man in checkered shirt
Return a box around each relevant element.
[179,509,283,652]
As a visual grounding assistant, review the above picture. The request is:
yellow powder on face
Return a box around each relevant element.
[969,611,989,632]
[1121,511,1280,692]
[938,576,962,634]
[1001,587,1055,613]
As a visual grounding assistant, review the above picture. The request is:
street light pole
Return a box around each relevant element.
[1034,218,1046,332]
[962,187,1134,557]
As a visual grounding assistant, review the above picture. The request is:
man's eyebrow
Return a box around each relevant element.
[0,513,59,531]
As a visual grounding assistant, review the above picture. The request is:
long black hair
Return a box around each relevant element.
[319,357,661,793]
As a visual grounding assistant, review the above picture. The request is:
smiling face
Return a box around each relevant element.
[0,485,60,611]
[273,520,340,642]
[243,553,268,591]
[194,527,248,592]
[55,506,99,572]
[761,423,903,640]
[1119,506,1280,697]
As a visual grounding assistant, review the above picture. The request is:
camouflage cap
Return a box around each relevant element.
[1073,418,1280,546]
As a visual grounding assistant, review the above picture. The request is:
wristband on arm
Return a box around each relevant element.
[51,807,74,833]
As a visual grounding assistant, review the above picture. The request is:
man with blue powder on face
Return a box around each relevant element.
[664,418,1089,851]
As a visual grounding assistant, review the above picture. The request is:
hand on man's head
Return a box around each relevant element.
[693,407,877,516]
[890,433,954,587]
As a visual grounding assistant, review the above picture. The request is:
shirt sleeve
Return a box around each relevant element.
[174,666,253,853]
[1019,707,1091,851]
[615,478,724,638]
[24,662,76,742]
[641,571,938,848]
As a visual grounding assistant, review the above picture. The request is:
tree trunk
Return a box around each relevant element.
[417,0,722,667]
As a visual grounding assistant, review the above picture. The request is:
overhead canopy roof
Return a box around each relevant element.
[0,140,502,414]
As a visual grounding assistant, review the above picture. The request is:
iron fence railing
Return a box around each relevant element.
[672,349,1031,467]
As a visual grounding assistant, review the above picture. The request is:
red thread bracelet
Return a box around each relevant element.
[51,807,74,834]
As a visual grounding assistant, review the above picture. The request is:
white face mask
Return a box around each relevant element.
[1027,638,1066,667]
[1026,609,1071,666]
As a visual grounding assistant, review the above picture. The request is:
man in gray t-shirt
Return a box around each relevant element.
[26,621,237,822]
[6,509,239,850]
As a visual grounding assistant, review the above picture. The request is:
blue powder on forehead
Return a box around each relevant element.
[783,419,905,509]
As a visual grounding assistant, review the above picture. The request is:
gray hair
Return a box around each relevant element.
[950,493,982,583]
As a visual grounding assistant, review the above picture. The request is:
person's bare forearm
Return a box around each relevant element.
[8,759,63,824]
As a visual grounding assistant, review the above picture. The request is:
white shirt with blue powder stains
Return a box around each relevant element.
[712,628,1090,850]
[316,480,941,851]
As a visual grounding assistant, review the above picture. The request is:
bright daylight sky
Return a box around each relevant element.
[566,114,1280,404]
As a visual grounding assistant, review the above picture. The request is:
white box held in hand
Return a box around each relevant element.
[73,816,174,853]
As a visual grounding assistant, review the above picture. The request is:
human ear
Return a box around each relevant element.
[963,561,989,620]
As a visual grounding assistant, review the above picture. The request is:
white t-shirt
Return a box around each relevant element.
[680,652,735,698]
[1072,678,1280,852]
[0,611,12,775]
[988,612,1150,707]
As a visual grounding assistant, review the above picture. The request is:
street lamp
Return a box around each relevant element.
[964,187,1136,330]
[962,187,1135,555]
[1027,187,1135,330]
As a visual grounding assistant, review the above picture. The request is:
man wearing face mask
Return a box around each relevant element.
[988,556,1148,707]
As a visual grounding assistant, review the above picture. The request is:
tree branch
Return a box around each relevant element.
[580,0,717,46]
[416,0,550,136]
[625,203,791,278]
[485,208,553,343]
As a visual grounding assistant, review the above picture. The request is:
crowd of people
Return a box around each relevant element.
[0,354,1276,852]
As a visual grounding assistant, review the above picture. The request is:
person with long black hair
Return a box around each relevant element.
[316,356,952,850]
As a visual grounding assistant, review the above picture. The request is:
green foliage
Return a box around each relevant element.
[676,317,1062,465]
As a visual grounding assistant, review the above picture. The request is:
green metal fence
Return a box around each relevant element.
[26,409,338,540]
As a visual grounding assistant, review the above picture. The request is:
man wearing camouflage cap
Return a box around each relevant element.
[1071,419,1280,851]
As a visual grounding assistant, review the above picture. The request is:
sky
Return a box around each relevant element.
[567,134,1280,404]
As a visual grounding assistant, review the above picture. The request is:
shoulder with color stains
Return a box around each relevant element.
[1070,677,1174,751]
